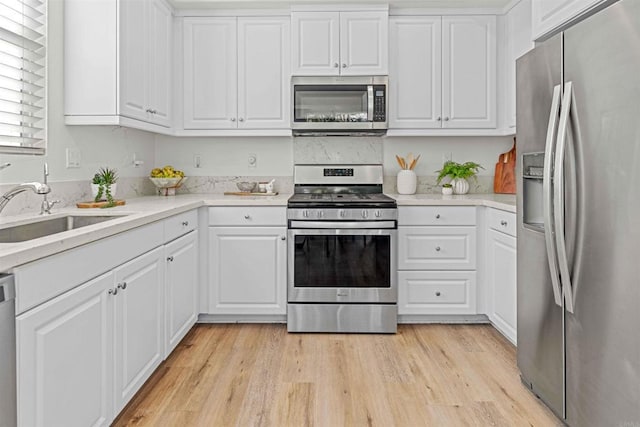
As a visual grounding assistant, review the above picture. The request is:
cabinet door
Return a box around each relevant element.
[389,17,442,128]
[113,247,164,413]
[183,18,237,129]
[17,272,114,427]
[506,0,533,128]
[532,0,601,41]
[147,0,172,127]
[165,231,198,355]
[442,16,496,128]
[487,229,517,344]
[291,12,340,75]
[238,17,291,129]
[209,227,287,315]
[119,0,148,122]
[340,11,388,75]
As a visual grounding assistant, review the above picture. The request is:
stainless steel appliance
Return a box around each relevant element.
[516,1,640,425]
[291,76,388,136]
[0,274,16,427]
[287,164,397,333]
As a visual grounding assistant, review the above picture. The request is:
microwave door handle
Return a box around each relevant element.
[367,85,374,121]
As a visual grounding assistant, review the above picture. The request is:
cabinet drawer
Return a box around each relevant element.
[488,208,516,237]
[164,209,198,242]
[398,270,477,315]
[399,206,476,226]
[208,207,286,226]
[398,226,476,270]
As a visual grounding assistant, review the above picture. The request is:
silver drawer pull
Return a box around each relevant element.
[117,282,127,290]
[435,291,441,297]
[435,246,441,252]
[500,220,508,226]
[435,214,441,219]
[280,236,286,241]
[108,288,118,296]
[167,256,174,262]
[182,221,189,226]
[244,214,250,219]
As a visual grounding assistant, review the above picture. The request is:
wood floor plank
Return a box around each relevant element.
[115,324,560,427]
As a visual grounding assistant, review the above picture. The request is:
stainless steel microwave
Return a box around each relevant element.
[291,76,388,136]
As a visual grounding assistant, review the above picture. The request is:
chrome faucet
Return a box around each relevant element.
[40,163,60,215]
[0,182,50,214]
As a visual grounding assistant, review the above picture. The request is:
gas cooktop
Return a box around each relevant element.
[287,192,396,208]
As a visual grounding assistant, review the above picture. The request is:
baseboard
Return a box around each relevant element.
[197,314,287,323]
[398,314,490,324]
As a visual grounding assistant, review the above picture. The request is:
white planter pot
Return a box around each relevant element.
[442,186,453,195]
[91,183,117,201]
[451,178,469,195]
[397,170,417,195]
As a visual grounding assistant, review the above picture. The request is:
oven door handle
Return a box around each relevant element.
[289,220,396,229]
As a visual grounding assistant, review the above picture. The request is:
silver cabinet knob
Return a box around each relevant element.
[339,209,345,218]
[117,282,127,290]
[334,62,339,68]
[375,210,381,218]
[362,210,369,218]
[280,236,286,241]
[108,288,118,296]
[167,256,174,262]
[501,220,508,226]
[435,291,441,297]
[435,214,441,219]
[444,117,450,121]
[342,63,347,68]
[302,210,309,218]
[437,117,441,121]
[239,118,244,122]
[182,221,189,226]
[146,108,152,113]
[435,246,441,252]
[230,118,236,122]
[317,211,324,218]
[244,214,250,219]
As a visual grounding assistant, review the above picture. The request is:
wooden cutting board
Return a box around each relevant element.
[494,139,516,194]
[76,200,126,208]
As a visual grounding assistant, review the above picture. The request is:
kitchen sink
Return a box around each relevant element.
[0,215,128,243]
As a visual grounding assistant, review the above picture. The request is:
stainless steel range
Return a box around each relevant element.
[287,164,397,333]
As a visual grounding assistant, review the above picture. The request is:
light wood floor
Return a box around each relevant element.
[114,324,561,427]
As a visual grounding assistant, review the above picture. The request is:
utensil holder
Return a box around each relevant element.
[397,170,417,195]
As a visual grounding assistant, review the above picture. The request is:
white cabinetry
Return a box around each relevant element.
[485,208,517,344]
[292,10,388,76]
[65,0,173,131]
[506,0,534,129]
[397,206,478,316]
[208,207,287,316]
[389,16,496,130]
[183,17,290,131]
[532,0,604,41]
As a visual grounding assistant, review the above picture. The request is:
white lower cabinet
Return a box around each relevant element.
[17,272,114,427]
[398,270,477,315]
[165,231,198,354]
[113,247,165,413]
[486,209,517,344]
[209,227,287,315]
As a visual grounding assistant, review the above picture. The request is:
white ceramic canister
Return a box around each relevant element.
[397,170,417,195]
[452,178,470,195]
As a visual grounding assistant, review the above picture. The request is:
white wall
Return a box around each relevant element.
[0,0,155,186]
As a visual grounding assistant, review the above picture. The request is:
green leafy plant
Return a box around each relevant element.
[436,161,483,184]
[442,183,453,188]
[92,167,118,207]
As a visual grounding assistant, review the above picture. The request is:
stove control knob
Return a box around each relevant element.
[362,210,369,219]
[375,210,381,218]
[339,209,346,218]
[318,211,324,218]
[302,210,309,218]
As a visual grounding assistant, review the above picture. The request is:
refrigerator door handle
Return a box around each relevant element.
[543,84,564,307]
[554,81,576,313]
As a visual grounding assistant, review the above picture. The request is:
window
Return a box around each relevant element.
[0,0,46,154]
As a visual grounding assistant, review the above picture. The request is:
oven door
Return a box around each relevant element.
[288,224,397,303]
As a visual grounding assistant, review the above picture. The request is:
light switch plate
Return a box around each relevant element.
[66,148,81,168]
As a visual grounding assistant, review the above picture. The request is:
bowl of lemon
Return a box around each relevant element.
[149,166,186,196]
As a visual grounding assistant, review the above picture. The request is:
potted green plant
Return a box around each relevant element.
[91,167,118,206]
[436,161,483,195]
[442,183,453,195]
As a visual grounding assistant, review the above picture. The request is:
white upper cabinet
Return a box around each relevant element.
[442,16,496,128]
[532,0,603,41]
[292,10,388,75]
[183,17,290,131]
[183,18,238,130]
[65,0,173,131]
[389,15,496,130]
[389,17,442,128]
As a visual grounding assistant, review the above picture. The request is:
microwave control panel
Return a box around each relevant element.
[373,85,386,122]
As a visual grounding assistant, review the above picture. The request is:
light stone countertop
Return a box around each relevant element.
[0,192,514,271]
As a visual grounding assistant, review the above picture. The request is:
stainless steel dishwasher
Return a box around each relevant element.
[0,274,16,427]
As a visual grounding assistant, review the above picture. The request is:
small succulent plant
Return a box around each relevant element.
[92,167,118,206]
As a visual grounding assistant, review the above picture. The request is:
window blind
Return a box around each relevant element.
[0,0,46,154]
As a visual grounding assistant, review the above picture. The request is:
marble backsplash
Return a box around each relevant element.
[293,137,383,164]
[383,175,493,194]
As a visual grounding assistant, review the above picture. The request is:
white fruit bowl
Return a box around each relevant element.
[149,177,186,196]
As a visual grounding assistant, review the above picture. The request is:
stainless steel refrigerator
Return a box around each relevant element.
[516,1,640,425]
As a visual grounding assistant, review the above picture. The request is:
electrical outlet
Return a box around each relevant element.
[65,148,81,168]
[194,154,201,168]
[248,153,257,168]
